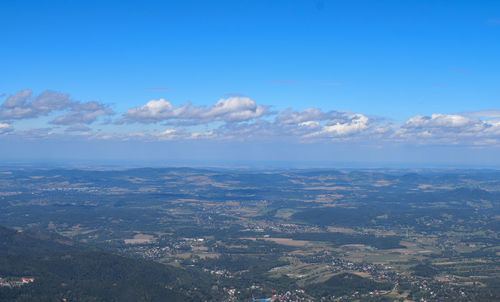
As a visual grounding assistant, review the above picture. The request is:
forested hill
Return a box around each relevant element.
[0,226,79,254]
[0,226,218,302]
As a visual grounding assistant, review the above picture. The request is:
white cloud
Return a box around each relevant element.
[0,123,12,134]
[120,97,269,124]
[306,113,369,137]
[190,130,215,139]
[403,114,475,129]
[152,129,180,141]
[2,89,500,148]
[396,113,500,145]
[298,121,321,129]
[121,99,186,123]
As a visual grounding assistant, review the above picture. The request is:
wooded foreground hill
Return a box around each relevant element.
[0,226,218,302]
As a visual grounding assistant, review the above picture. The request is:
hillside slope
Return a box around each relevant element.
[0,226,218,302]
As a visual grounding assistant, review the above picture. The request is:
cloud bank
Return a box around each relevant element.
[1,89,499,147]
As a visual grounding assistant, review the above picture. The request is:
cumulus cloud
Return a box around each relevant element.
[208,111,499,145]
[0,123,12,134]
[50,110,500,146]
[51,101,114,125]
[0,90,72,120]
[403,114,475,129]
[298,121,321,129]
[150,129,184,141]
[396,113,500,144]
[2,89,500,148]
[274,108,378,140]
[306,113,370,137]
[120,97,269,124]
[0,90,113,126]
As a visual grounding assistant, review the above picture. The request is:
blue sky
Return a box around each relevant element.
[1,1,500,166]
